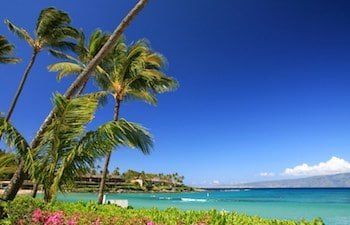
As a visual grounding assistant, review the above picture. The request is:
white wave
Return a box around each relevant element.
[222,189,240,192]
[159,197,172,200]
[181,198,207,202]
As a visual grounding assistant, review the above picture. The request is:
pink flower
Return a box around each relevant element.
[94,218,101,225]
[32,209,44,223]
[147,221,156,225]
[67,217,77,225]
[44,211,64,225]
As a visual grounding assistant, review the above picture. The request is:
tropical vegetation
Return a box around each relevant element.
[0,196,325,225]
[0,35,20,64]
[4,7,78,121]
[50,36,178,203]
[2,0,149,202]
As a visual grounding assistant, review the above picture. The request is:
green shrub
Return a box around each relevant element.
[0,196,325,225]
[2,196,45,224]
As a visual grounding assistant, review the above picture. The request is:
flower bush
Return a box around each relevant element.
[0,197,325,225]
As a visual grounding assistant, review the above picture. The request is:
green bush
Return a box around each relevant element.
[0,197,325,225]
[1,196,45,224]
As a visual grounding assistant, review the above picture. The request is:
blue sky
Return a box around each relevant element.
[1,0,350,186]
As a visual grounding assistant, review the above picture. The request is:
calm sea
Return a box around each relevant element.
[56,188,350,225]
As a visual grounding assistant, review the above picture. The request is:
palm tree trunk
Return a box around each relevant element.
[97,99,121,204]
[77,79,88,96]
[2,50,38,201]
[31,182,39,198]
[2,158,26,201]
[6,49,38,121]
[3,0,149,201]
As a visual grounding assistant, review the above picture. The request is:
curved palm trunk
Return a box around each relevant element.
[31,182,39,198]
[2,50,38,201]
[77,79,89,96]
[97,99,121,204]
[2,159,26,201]
[3,0,149,201]
[6,50,38,121]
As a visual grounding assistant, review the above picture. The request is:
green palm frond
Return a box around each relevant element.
[125,89,157,105]
[35,7,78,41]
[42,92,103,147]
[88,29,110,58]
[80,119,153,155]
[5,7,78,52]
[0,35,20,64]
[0,117,30,157]
[99,37,178,104]
[48,30,110,89]
[50,119,152,196]
[30,93,103,192]
[4,20,35,47]
[27,92,151,200]
[49,49,80,63]
[0,151,18,175]
[48,62,83,80]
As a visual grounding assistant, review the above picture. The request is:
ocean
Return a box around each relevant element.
[56,188,350,225]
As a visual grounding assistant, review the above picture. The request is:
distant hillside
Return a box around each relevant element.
[234,173,350,188]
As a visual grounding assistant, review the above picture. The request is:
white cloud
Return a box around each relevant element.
[260,172,275,177]
[212,180,220,185]
[283,156,350,176]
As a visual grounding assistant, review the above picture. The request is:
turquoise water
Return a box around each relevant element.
[56,188,350,225]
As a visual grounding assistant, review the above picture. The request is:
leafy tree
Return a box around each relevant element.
[111,167,120,176]
[0,35,20,64]
[3,0,149,201]
[0,93,153,202]
[4,7,78,121]
[0,151,17,180]
[95,39,178,203]
[48,29,110,95]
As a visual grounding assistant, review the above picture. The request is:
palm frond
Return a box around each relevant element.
[30,92,104,188]
[0,117,30,157]
[0,35,20,63]
[36,7,75,38]
[49,49,80,63]
[125,89,157,105]
[48,62,83,80]
[4,20,35,47]
[0,151,18,175]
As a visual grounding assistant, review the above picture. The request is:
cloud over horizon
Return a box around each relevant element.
[260,172,275,177]
[283,156,350,176]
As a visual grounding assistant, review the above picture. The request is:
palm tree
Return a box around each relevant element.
[0,151,17,179]
[0,35,20,64]
[4,7,78,121]
[0,93,152,202]
[3,0,149,202]
[48,29,110,95]
[94,39,178,203]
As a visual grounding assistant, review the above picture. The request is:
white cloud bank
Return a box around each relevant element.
[212,180,220,185]
[260,172,275,177]
[283,156,350,176]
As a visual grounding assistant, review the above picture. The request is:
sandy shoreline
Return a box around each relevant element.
[0,189,42,195]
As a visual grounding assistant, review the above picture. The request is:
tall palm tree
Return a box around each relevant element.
[48,29,110,95]
[0,35,20,64]
[30,30,110,197]
[95,39,178,203]
[4,7,78,121]
[0,93,152,203]
[3,0,149,202]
